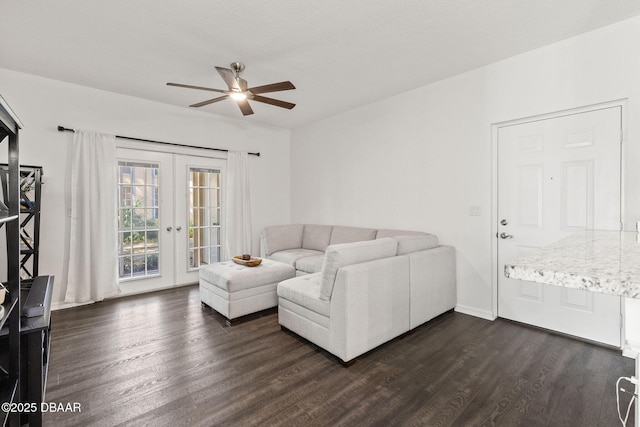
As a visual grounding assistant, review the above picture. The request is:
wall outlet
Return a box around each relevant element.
[469,205,481,216]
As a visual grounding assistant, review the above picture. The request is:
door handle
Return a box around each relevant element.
[500,232,514,239]
[166,226,173,232]
[176,226,182,232]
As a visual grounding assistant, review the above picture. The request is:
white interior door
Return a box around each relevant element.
[497,106,623,346]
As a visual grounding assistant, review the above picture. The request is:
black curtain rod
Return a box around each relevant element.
[57,126,260,157]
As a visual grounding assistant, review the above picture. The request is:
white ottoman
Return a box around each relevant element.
[199,259,296,325]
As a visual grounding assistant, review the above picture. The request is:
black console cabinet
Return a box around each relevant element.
[0,276,53,427]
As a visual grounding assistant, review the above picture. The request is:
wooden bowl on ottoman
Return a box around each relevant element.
[232,256,262,267]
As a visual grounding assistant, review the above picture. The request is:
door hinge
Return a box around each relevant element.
[620,128,624,143]
[620,313,624,329]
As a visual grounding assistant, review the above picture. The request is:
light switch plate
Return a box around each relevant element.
[469,205,481,216]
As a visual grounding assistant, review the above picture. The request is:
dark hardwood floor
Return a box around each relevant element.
[44,285,635,426]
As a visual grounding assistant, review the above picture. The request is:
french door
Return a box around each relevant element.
[175,155,224,285]
[116,148,224,294]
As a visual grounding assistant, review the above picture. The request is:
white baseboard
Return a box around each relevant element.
[117,281,196,298]
[455,304,496,321]
[50,282,198,311]
[51,301,94,311]
[623,342,640,359]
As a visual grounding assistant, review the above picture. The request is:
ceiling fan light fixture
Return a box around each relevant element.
[229,91,247,101]
[167,62,295,116]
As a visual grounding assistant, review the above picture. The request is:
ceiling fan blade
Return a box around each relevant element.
[167,82,226,93]
[248,81,296,94]
[251,95,295,110]
[238,78,248,92]
[190,95,229,108]
[236,99,254,116]
[215,66,240,90]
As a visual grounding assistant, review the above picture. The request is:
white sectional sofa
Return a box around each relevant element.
[260,224,436,275]
[261,224,456,365]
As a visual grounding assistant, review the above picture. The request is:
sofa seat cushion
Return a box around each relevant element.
[319,238,398,300]
[295,255,325,274]
[269,248,324,267]
[277,273,329,317]
[199,259,296,293]
[329,225,377,245]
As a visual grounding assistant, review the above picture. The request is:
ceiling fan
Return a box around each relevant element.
[167,62,295,116]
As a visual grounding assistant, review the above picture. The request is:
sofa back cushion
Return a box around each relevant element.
[329,225,377,245]
[394,234,439,255]
[262,224,304,255]
[319,238,398,300]
[376,229,426,239]
[302,224,333,252]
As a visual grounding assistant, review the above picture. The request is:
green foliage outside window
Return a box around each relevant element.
[120,199,158,245]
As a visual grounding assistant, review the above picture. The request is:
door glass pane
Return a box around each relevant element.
[146,208,159,227]
[117,161,161,280]
[212,207,220,226]
[188,167,221,270]
[147,253,159,275]
[146,230,159,252]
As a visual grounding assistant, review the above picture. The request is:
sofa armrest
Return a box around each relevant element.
[329,256,410,363]
[407,245,456,329]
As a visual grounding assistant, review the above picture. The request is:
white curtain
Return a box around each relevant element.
[65,130,119,303]
[223,151,252,259]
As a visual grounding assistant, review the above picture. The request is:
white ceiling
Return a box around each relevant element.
[2,1,640,130]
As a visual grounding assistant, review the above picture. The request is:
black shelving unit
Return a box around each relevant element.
[19,166,42,284]
[0,165,43,284]
[0,95,22,427]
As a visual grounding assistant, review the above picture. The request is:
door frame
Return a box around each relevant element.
[490,99,627,320]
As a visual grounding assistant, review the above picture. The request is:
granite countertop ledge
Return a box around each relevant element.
[504,230,640,299]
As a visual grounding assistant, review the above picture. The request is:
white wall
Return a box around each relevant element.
[0,68,291,305]
[290,16,640,323]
